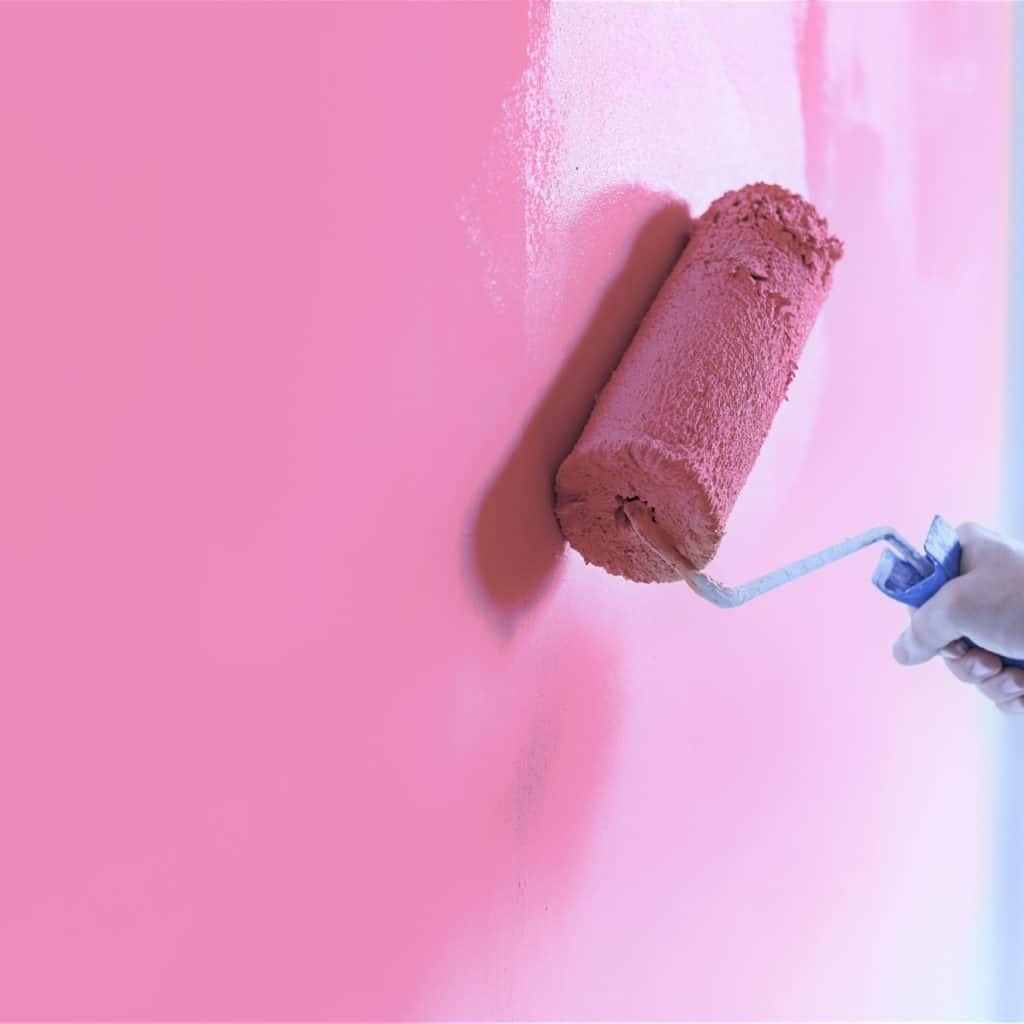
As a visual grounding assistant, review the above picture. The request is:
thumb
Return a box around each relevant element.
[892,580,966,666]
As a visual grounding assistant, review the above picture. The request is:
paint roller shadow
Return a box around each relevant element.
[469,187,694,622]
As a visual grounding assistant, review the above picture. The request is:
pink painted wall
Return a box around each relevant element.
[0,2,1010,1017]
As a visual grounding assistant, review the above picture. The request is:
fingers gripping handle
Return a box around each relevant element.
[872,514,1024,669]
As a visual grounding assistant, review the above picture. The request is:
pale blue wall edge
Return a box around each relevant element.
[994,5,1024,1019]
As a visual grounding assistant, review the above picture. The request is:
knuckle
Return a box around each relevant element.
[980,678,1002,700]
[956,522,995,564]
[956,521,998,558]
[979,651,1003,674]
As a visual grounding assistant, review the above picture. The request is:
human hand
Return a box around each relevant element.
[891,522,1024,714]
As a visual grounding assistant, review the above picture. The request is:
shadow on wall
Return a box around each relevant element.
[468,186,694,630]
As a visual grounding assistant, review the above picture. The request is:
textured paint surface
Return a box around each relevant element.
[554,183,842,580]
[0,2,1010,1018]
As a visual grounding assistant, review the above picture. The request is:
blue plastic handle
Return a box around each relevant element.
[872,514,1024,669]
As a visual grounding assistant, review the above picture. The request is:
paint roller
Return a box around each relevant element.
[554,182,1024,668]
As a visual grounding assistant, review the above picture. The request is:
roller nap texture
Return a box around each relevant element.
[553,183,843,583]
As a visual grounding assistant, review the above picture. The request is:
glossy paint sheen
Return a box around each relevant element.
[0,2,1010,1018]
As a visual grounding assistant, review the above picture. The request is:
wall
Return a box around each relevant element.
[997,5,1024,1017]
[0,2,1010,1017]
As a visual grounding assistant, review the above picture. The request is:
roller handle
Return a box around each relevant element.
[872,514,1024,669]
